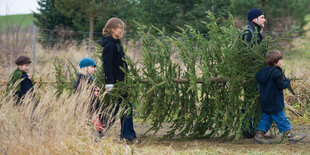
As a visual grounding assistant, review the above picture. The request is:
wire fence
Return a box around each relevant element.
[0,25,308,87]
[0,26,307,59]
[0,25,308,70]
[1,27,307,46]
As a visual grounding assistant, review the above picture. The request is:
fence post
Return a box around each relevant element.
[33,24,36,76]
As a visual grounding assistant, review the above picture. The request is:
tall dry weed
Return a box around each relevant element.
[1,42,96,83]
[285,71,310,119]
[0,81,133,154]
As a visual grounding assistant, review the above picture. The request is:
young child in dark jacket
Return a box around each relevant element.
[101,17,137,143]
[75,57,104,136]
[7,55,33,105]
[254,50,305,144]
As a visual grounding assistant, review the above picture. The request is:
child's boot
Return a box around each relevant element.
[284,130,305,144]
[254,130,271,144]
[263,130,275,139]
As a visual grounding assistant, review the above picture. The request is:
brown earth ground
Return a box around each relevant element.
[102,121,310,154]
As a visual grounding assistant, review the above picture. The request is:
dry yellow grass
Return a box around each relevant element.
[283,15,310,120]
[0,82,134,154]
[1,42,97,83]
[1,83,309,155]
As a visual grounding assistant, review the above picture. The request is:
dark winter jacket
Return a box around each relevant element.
[242,21,264,45]
[75,74,102,114]
[101,36,127,84]
[7,68,33,100]
[255,66,291,114]
[75,73,94,90]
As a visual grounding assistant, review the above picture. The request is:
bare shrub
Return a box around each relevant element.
[285,71,310,118]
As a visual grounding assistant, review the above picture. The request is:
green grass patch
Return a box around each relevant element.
[305,14,310,22]
[284,14,310,73]
[0,14,34,29]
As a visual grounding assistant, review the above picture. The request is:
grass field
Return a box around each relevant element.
[0,14,34,29]
[280,14,310,76]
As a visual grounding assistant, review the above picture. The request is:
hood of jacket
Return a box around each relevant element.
[255,66,277,85]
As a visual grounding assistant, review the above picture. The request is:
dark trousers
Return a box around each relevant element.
[102,99,137,141]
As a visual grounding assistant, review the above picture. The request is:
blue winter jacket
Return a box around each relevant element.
[255,66,290,114]
[75,74,104,120]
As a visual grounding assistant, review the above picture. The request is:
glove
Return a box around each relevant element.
[105,84,114,92]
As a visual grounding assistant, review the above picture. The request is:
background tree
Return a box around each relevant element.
[135,0,177,34]
[34,0,310,44]
[167,0,200,29]
[33,0,74,47]
[182,0,231,33]
[230,0,309,32]
[95,0,140,38]
[55,0,108,46]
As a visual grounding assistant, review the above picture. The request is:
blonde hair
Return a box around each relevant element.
[102,17,124,37]
[265,50,284,66]
[79,67,89,76]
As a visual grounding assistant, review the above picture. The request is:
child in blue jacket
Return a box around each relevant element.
[75,57,104,136]
[254,50,305,144]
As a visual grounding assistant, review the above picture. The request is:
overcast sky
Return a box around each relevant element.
[0,0,39,15]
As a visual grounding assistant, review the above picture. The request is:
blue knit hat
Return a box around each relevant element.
[79,57,97,68]
[248,8,264,21]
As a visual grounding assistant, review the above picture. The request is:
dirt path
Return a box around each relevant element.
[104,122,310,154]
[135,123,310,154]
[134,123,310,143]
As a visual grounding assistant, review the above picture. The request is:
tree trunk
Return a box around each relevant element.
[261,0,266,8]
[261,0,267,31]
[179,3,184,18]
[212,0,214,12]
[88,17,94,50]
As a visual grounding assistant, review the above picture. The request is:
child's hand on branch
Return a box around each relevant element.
[92,117,103,131]
[27,73,32,79]
[93,87,100,96]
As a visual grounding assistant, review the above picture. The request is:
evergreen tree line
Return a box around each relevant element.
[33,0,309,46]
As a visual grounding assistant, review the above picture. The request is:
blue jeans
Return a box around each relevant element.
[257,110,291,133]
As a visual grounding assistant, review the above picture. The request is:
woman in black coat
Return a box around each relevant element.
[101,17,137,143]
